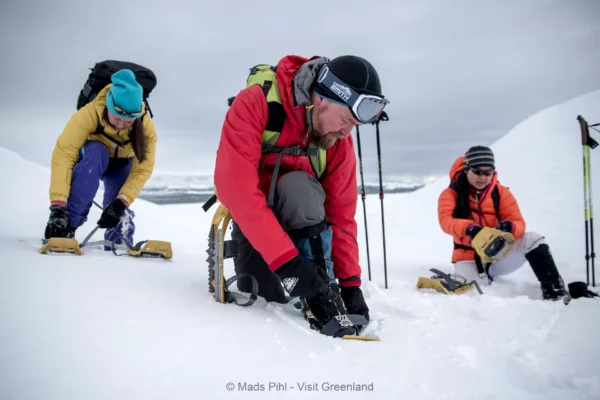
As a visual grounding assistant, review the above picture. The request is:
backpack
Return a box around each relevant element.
[76,60,157,118]
[230,64,326,178]
[203,64,326,212]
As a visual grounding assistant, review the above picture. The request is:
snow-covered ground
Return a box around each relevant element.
[1,90,599,400]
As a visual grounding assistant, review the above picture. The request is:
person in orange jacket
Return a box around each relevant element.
[438,146,569,301]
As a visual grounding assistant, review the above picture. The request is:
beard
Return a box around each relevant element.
[311,106,345,149]
[313,131,345,149]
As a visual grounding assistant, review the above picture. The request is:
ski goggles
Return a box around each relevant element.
[317,66,389,124]
[470,167,494,176]
[109,93,143,119]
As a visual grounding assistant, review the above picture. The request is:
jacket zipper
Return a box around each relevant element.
[476,191,483,225]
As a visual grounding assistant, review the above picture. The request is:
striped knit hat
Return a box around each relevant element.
[464,146,495,170]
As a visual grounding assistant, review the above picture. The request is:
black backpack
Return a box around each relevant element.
[76,60,157,118]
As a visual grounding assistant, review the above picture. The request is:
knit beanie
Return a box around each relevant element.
[464,146,495,170]
[314,55,383,102]
[106,69,143,119]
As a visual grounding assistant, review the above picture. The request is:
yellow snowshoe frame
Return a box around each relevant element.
[40,226,173,259]
[417,277,475,295]
[417,268,483,295]
[40,237,82,255]
[471,226,515,263]
[342,335,380,341]
[127,240,173,259]
[209,204,231,304]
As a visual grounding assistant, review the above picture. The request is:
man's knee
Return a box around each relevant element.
[275,171,326,231]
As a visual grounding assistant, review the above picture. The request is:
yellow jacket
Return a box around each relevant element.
[49,85,157,204]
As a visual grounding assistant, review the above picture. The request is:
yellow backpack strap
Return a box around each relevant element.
[251,64,326,180]
[248,65,285,147]
[308,142,326,179]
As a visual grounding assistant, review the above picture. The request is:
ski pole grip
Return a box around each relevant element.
[578,115,589,146]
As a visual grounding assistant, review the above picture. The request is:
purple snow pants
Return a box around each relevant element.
[67,141,135,246]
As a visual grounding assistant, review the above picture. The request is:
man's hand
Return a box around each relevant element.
[275,255,330,298]
[340,286,370,322]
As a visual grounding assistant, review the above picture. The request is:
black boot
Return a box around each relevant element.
[304,284,358,338]
[525,244,570,303]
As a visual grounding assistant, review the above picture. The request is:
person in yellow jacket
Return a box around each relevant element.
[44,69,157,247]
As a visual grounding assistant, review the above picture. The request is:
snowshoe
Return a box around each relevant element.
[126,240,173,259]
[207,204,258,307]
[300,289,380,341]
[40,237,82,256]
[471,226,514,263]
[417,268,484,295]
[303,308,379,341]
[41,225,173,260]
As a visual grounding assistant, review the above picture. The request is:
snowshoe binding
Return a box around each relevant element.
[417,268,484,295]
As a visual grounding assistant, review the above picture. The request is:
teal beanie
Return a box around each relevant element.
[106,69,143,119]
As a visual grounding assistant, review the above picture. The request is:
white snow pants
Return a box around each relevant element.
[454,231,546,286]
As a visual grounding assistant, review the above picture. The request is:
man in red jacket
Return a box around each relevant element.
[214,55,389,337]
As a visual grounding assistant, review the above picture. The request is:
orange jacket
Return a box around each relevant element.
[438,156,526,262]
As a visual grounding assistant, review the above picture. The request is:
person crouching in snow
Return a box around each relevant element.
[44,69,157,248]
[437,146,570,301]
[214,55,389,337]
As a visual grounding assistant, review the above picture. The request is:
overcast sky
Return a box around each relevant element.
[1,0,599,182]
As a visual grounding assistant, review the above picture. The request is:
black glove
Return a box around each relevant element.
[568,281,599,299]
[275,255,330,298]
[97,199,127,229]
[44,205,72,239]
[466,224,483,240]
[495,220,513,233]
[340,286,370,322]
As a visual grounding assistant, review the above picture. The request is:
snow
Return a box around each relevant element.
[1,90,600,400]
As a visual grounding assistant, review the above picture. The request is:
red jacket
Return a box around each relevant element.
[438,156,526,262]
[214,55,361,287]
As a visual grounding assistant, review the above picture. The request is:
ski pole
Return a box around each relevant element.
[577,116,598,286]
[374,112,389,288]
[589,143,596,287]
[355,126,372,281]
[578,116,591,285]
[585,122,599,286]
